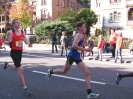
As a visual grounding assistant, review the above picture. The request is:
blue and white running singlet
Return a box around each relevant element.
[68,33,84,60]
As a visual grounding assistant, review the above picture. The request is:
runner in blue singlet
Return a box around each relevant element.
[46,22,99,98]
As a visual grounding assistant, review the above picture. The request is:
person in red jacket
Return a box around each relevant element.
[97,35,104,61]
[0,34,6,53]
[114,32,123,63]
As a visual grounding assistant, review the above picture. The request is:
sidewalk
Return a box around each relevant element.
[2,45,133,64]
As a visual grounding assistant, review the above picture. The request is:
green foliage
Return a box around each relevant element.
[58,8,97,36]
[81,0,90,3]
[123,40,130,49]
[95,28,106,37]
[9,0,34,30]
[34,20,75,44]
[0,33,6,40]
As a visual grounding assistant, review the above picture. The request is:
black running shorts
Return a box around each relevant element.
[10,50,22,68]
[66,56,82,65]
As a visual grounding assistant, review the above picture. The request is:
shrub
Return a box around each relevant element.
[0,33,6,40]
[123,39,130,49]
[34,20,75,44]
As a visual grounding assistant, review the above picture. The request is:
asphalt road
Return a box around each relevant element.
[0,50,133,99]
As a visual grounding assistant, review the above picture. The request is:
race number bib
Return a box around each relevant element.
[16,40,22,47]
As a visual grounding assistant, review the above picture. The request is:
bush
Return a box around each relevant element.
[0,33,6,40]
[123,40,130,49]
[34,20,75,44]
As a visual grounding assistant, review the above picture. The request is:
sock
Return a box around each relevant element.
[23,86,27,90]
[50,70,53,74]
[87,89,91,94]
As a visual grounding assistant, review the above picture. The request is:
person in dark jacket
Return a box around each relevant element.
[51,31,58,53]
[85,37,94,56]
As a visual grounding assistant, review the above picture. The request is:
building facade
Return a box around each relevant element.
[35,0,83,24]
[0,0,85,33]
[91,0,133,38]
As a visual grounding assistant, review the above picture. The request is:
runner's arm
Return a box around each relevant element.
[4,30,12,44]
[22,32,28,44]
[72,33,87,51]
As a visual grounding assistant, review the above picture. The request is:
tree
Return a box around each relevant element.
[0,0,12,14]
[58,8,97,36]
[9,0,34,30]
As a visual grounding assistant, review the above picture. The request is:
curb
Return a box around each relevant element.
[87,57,133,64]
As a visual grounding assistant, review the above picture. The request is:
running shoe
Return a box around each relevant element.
[116,73,122,85]
[87,93,99,98]
[24,88,31,96]
[4,61,8,70]
[46,69,51,80]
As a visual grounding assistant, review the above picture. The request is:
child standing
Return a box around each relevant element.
[97,35,104,61]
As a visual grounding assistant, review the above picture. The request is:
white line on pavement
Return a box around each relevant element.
[32,70,106,85]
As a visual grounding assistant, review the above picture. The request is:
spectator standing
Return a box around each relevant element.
[51,31,58,53]
[60,31,68,57]
[114,32,124,63]
[129,39,133,54]
[97,35,104,61]
[109,29,117,58]
[86,37,94,56]
[0,34,6,53]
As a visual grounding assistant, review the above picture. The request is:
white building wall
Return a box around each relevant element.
[90,0,132,38]
[36,0,52,21]
[103,8,127,28]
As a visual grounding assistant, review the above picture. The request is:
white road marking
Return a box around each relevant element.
[32,70,106,85]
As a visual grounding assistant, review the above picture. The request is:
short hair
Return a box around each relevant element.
[76,22,85,30]
[11,18,18,26]
[111,28,115,32]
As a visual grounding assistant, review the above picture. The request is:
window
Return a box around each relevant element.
[114,11,117,22]
[118,12,121,22]
[41,0,46,6]
[56,0,59,6]
[97,14,100,23]
[62,0,65,8]
[110,0,121,5]
[77,5,79,11]
[96,0,100,7]
[110,13,113,22]
[71,2,73,8]
[41,10,45,20]
[109,11,121,22]
[73,3,75,10]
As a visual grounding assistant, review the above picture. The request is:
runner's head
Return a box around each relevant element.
[76,22,86,34]
[11,18,20,28]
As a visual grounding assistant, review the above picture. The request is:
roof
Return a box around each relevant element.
[77,0,90,8]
